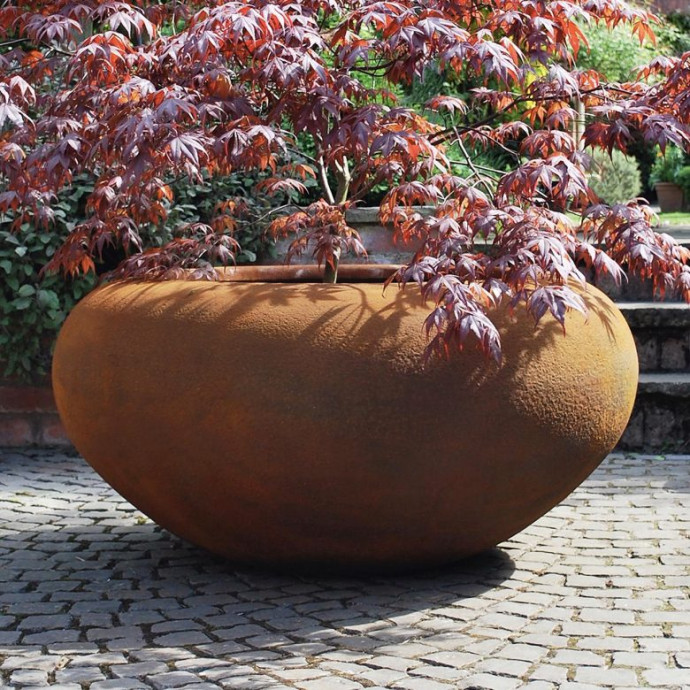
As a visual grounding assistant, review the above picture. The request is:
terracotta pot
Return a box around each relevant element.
[655,182,684,213]
[52,266,638,570]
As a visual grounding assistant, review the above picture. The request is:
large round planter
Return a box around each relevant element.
[53,266,638,570]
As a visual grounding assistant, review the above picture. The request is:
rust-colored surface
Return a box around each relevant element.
[53,268,638,570]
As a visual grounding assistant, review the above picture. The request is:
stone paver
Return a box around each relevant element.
[0,449,688,689]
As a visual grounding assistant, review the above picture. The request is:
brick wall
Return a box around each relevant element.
[0,381,70,447]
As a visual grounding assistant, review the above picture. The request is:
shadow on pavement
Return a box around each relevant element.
[0,450,518,651]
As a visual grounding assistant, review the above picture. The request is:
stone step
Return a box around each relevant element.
[618,372,690,453]
[638,371,690,396]
[615,303,689,451]
[617,302,690,373]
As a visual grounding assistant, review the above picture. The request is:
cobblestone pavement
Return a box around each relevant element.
[0,450,689,690]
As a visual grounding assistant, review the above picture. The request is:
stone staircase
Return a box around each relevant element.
[602,227,690,453]
[616,303,690,452]
[598,226,690,452]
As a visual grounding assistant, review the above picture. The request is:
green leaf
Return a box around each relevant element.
[17,284,36,297]
[11,297,32,310]
[37,289,60,310]
[45,312,65,328]
[14,246,28,257]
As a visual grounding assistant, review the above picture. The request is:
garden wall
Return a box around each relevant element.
[0,380,70,447]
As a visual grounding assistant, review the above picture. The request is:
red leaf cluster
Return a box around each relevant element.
[270,200,366,272]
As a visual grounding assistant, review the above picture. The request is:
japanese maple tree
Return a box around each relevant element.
[1,0,689,362]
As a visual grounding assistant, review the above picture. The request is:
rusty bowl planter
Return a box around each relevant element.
[52,265,638,570]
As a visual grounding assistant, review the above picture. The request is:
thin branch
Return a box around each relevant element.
[348,60,398,76]
[252,203,296,224]
[0,38,26,49]
[334,158,350,204]
[286,146,319,167]
[46,45,75,58]
[454,130,494,197]
[317,154,335,205]
[430,86,635,146]
[447,160,506,176]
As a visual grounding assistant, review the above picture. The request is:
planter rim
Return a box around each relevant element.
[214,263,401,283]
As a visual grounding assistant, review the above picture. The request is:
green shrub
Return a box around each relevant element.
[165,172,283,265]
[0,223,96,383]
[675,166,690,199]
[588,149,642,204]
[649,146,688,187]
[0,172,280,382]
[577,23,655,83]
[656,12,690,58]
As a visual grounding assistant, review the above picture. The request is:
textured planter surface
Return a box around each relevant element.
[53,268,638,570]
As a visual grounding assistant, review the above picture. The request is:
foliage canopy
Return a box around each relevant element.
[1,0,690,362]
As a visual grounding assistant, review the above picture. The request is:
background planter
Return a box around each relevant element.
[268,206,430,265]
[53,268,638,570]
[655,182,685,213]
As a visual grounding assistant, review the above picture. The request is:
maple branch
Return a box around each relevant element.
[323,246,340,284]
[448,160,506,178]
[449,125,522,165]
[597,84,641,98]
[254,204,295,224]
[349,59,398,76]
[429,102,519,146]
[287,147,319,168]
[454,131,495,197]
[334,158,351,205]
[46,45,75,58]
[0,38,25,49]
[347,168,382,205]
[317,154,335,205]
[430,87,617,146]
